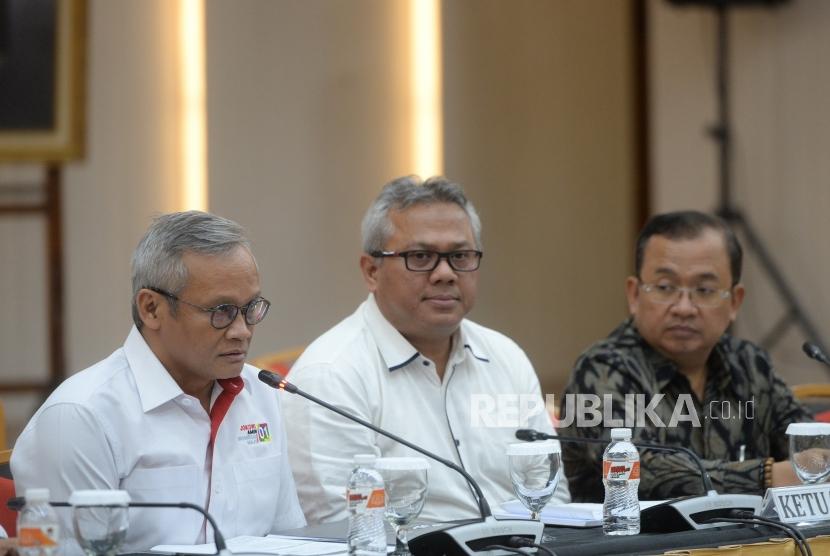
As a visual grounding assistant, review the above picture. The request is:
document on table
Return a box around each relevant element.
[496,500,665,527]
[151,535,348,555]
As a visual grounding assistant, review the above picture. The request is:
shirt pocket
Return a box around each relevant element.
[121,464,203,545]
[232,454,283,534]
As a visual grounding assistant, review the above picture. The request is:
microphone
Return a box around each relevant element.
[516,428,762,534]
[259,370,543,556]
[9,497,230,555]
[803,341,830,367]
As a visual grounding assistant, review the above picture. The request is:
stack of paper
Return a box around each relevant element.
[496,501,603,526]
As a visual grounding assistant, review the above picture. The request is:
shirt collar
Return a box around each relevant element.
[459,330,490,363]
[124,326,186,412]
[362,294,490,371]
[125,326,254,412]
[624,318,733,393]
[363,295,420,371]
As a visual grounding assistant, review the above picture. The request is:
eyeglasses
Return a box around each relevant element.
[147,287,271,329]
[370,250,483,272]
[639,282,732,308]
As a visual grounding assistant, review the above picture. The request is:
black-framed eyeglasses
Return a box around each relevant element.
[147,287,271,329]
[370,250,483,272]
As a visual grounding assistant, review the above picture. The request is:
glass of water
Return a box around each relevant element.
[375,457,429,556]
[787,423,830,485]
[507,440,561,521]
[69,490,130,556]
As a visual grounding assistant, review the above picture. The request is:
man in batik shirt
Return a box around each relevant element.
[561,210,812,502]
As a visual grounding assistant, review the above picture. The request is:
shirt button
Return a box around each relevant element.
[181,398,192,406]
[422,360,430,366]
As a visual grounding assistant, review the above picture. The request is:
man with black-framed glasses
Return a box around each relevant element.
[283,175,570,525]
[12,211,305,552]
[560,210,812,502]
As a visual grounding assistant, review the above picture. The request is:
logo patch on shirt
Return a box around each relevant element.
[238,422,271,444]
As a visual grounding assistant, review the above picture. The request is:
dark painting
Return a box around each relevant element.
[0,0,57,131]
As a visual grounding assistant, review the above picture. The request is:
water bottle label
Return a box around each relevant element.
[18,525,60,547]
[603,460,640,481]
[347,487,385,511]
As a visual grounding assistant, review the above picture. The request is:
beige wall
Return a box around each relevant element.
[441,0,636,394]
[1,0,182,439]
[649,0,830,385]
[1,0,637,441]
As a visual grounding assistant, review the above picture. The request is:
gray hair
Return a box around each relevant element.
[361,175,482,253]
[131,211,252,329]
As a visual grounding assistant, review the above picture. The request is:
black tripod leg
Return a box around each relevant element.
[724,210,828,356]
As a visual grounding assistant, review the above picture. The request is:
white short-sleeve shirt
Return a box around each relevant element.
[12,326,305,552]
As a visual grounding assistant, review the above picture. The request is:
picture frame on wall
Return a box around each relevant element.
[0,0,86,162]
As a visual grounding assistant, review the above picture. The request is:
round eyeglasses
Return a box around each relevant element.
[639,282,732,308]
[147,287,271,329]
[370,250,483,272]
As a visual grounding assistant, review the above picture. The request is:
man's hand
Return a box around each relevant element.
[771,460,801,487]
[0,539,17,556]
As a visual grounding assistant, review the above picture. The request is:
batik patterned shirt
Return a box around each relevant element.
[560,318,812,502]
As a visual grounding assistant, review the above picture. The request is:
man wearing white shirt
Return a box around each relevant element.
[12,211,304,552]
[284,176,569,524]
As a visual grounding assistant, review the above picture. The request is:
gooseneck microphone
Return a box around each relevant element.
[258,370,544,556]
[803,342,830,367]
[258,369,490,517]
[8,498,230,555]
[516,428,763,534]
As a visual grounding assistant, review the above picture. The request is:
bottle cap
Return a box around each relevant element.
[506,440,561,456]
[610,428,632,441]
[786,422,830,436]
[24,488,50,503]
[353,454,377,465]
[375,457,430,470]
[69,489,131,506]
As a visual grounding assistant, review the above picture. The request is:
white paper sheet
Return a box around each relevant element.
[495,500,665,527]
[151,535,348,555]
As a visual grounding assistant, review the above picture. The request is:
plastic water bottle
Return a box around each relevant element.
[18,488,61,556]
[602,428,640,535]
[346,454,387,556]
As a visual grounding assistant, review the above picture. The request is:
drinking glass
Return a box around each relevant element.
[506,440,561,521]
[787,423,830,485]
[69,490,130,556]
[375,457,429,556]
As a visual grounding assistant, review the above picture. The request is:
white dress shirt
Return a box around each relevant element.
[12,326,305,553]
[283,295,569,524]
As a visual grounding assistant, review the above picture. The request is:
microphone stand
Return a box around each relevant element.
[516,429,762,533]
[259,370,544,556]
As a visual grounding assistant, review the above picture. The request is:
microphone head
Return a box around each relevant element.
[258,369,281,387]
[802,342,830,368]
[515,429,542,442]
[257,369,298,393]
[803,342,824,361]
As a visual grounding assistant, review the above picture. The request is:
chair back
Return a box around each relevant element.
[0,477,15,537]
[250,345,306,377]
[0,402,7,450]
[0,449,15,536]
[792,383,830,422]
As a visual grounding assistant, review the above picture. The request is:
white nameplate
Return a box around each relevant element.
[762,484,830,524]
